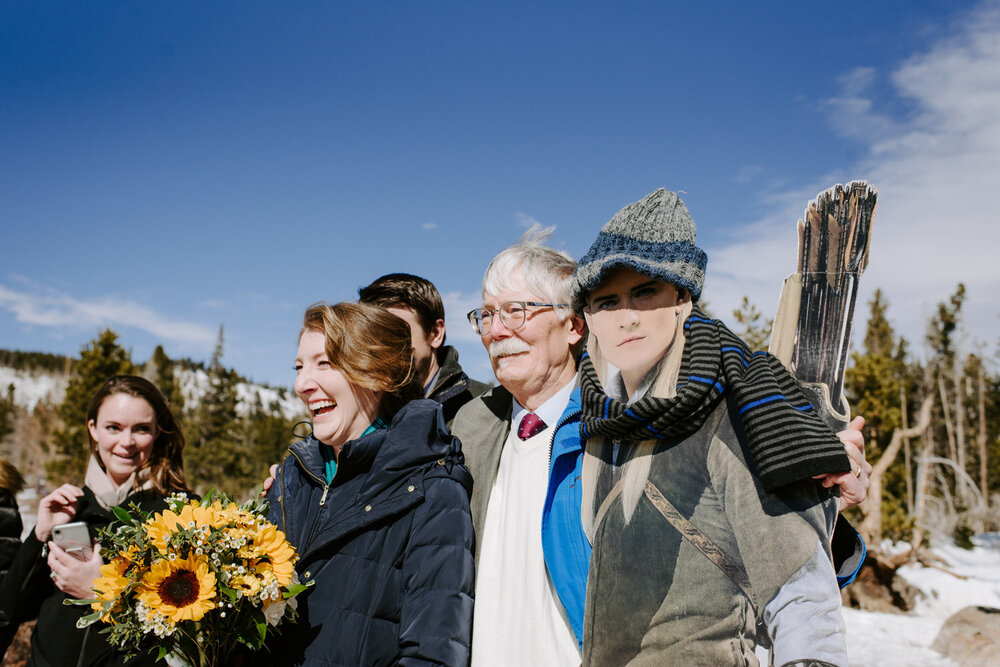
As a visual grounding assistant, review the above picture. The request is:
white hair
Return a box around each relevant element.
[481,224,576,322]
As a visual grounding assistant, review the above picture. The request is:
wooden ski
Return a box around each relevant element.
[769,181,878,429]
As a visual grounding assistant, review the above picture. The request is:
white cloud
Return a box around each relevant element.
[821,67,899,143]
[0,283,217,345]
[422,222,438,230]
[734,165,763,184]
[516,211,543,229]
[709,1,1000,358]
[441,290,484,343]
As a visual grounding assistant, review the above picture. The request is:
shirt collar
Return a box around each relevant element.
[511,377,576,436]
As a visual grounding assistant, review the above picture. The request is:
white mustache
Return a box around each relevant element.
[489,339,531,359]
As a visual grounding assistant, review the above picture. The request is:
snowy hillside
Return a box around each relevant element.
[0,364,303,421]
[176,367,303,421]
[0,366,68,412]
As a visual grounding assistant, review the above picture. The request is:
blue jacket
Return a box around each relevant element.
[540,387,590,649]
[267,400,475,666]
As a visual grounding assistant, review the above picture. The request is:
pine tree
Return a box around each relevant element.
[844,290,929,542]
[46,329,134,484]
[150,344,185,415]
[185,326,249,496]
[0,384,14,442]
[732,296,772,352]
[238,394,300,495]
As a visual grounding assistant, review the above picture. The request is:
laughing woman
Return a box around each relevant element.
[0,375,191,667]
[264,302,474,666]
[573,189,850,666]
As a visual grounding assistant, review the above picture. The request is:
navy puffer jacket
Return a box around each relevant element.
[266,399,475,666]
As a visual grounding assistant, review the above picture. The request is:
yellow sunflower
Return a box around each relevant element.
[146,502,222,552]
[215,501,244,525]
[118,544,142,567]
[250,524,297,587]
[137,554,217,623]
[91,561,131,622]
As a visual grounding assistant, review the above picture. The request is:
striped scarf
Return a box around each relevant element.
[579,305,850,491]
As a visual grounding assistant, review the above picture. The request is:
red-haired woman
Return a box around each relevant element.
[264,302,474,666]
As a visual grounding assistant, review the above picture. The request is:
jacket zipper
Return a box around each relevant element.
[548,408,581,473]
[76,626,90,667]
[289,448,330,504]
[289,447,336,552]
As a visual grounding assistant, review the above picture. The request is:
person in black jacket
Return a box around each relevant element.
[265,302,475,666]
[0,375,192,667]
[0,457,25,658]
[359,272,489,425]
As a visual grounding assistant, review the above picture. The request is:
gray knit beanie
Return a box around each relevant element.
[572,188,708,310]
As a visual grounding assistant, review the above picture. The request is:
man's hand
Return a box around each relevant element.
[816,416,871,512]
[261,464,279,497]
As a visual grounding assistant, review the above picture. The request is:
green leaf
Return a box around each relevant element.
[112,505,134,524]
[75,610,106,628]
[64,596,101,606]
[255,613,267,643]
[284,581,313,597]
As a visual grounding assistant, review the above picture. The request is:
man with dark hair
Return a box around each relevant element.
[359,273,488,424]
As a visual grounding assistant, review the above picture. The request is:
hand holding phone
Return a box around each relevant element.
[51,521,94,561]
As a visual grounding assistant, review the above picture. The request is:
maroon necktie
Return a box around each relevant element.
[517,412,547,440]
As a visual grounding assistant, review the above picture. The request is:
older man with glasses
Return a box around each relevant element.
[453,227,587,666]
[452,225,871,667]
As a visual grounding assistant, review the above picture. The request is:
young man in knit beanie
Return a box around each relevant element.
[571,187,861,665]
[452,198,869,666]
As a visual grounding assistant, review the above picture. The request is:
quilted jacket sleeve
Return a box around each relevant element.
[397,473,475,666]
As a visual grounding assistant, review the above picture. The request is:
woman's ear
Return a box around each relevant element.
[675,287,692,308]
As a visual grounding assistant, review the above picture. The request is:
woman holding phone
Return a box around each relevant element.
[0,374,191,666]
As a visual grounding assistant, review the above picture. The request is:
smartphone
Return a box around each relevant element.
[51,521,94,561]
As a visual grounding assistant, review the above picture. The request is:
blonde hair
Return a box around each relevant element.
[581,298,693,537]
[301,302,421,421]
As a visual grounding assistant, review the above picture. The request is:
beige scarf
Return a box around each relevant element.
[84,455,153,509]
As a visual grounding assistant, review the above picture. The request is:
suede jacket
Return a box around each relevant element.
[266,399,475,667]
[583,396,847,666]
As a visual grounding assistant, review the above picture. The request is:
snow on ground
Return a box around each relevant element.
[843,536,1000,666]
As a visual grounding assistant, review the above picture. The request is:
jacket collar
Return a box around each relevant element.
[428,346,471,401]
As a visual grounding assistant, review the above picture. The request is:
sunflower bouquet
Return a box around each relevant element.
[73,491,309,666]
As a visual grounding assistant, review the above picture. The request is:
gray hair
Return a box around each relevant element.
[481,224,576,321]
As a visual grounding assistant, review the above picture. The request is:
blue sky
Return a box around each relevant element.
[2,0,999,389]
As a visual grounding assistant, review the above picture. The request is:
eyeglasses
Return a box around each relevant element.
[467,301,569,335]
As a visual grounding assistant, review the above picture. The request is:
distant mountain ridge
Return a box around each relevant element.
[0,349,303,420]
